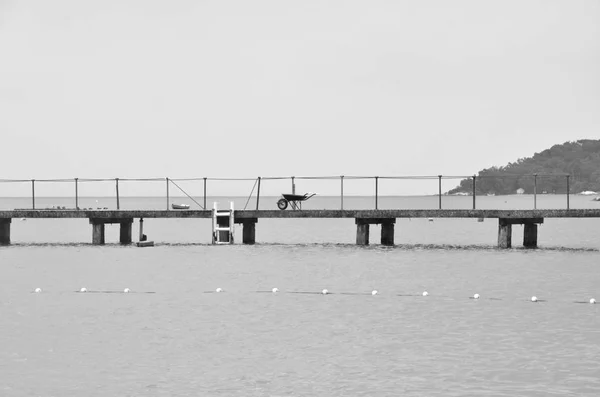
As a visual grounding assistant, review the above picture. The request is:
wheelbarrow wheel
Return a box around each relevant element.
[277,198,288,210]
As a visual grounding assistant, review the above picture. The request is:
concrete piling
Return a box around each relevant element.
[92,222,105,245]
[523,223,538,248]
[498,222,512,249]
[90,217,133,245]
[356,218,395,246]
[0,218,11,245]
[498,218,543,249]
[119,220,133,244]
[242,218,257,245]
[381,220,395,246]
[356,222,370,245]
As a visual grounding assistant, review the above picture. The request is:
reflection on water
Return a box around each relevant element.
[6,242,600,253]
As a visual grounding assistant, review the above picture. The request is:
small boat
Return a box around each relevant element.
[171,203,190,210]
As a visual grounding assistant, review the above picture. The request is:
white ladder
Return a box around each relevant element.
[212,202,234,244]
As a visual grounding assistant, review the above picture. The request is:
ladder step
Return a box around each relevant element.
[215,227,231,231]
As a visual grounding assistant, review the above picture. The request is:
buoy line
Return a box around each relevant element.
[30,287,597,304]
[70,289,155,294]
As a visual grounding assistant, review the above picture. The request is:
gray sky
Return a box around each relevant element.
[1,0,599,195]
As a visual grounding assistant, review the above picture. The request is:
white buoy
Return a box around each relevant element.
[272,288,279,293]
[422,291,429,296]
[34,288,42,293]
[322,289,329,295]
[216,288,223,293]
[123,288,130,293]
[590,298,596,304]
[473,293,480,299]
[371,290,378,295]
[531,296,538,302]
[80,287,87,293]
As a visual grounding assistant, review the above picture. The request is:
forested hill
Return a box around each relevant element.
[448,140,600,195]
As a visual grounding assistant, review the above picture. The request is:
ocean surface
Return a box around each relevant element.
[1,195,599,396]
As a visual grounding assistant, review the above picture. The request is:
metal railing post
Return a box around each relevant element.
[375,176,379,210]
[115,178,120,210]
[472,175,476,209]
[75,178,79,209]
[438,175,442,209]
[256,177,261,210]
[166,177,170,210]
[533,174,537,209]
[340,175,344,210]
[31,179,35,209]
[203,177,207,209]
[291,176,295,195]
[566,175,570,210]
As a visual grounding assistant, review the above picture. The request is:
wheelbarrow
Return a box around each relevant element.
[277,192,317,210]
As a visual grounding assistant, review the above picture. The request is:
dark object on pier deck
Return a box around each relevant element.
[277,192,317,210]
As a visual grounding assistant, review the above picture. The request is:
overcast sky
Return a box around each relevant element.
[1,0,598,195]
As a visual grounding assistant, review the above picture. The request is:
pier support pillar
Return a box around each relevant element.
[0,218,11,245]
[381,219,395,246]
[119,219,133,244]
[242,218,257,245]
[498,218,543,249]
[92,222,105,245]
[355,219,370,245]
[498,220,512,249]
[523,223,538,248]
[356,218,396,246]
[356,223,369,245]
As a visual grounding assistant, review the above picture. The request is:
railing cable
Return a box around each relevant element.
[168,179,205,209]
[243,178,259,210]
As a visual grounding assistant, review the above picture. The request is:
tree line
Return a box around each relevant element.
[447,140,600,195]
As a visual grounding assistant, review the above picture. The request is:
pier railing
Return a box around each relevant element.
[0,174,578,211]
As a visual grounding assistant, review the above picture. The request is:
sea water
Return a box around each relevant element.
[1,195,599,396]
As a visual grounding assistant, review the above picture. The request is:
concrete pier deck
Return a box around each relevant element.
[3,209,600,219]
[1,209,600,247]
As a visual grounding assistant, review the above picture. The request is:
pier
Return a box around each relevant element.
[0,173,593,247]
[1,209,599,247]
